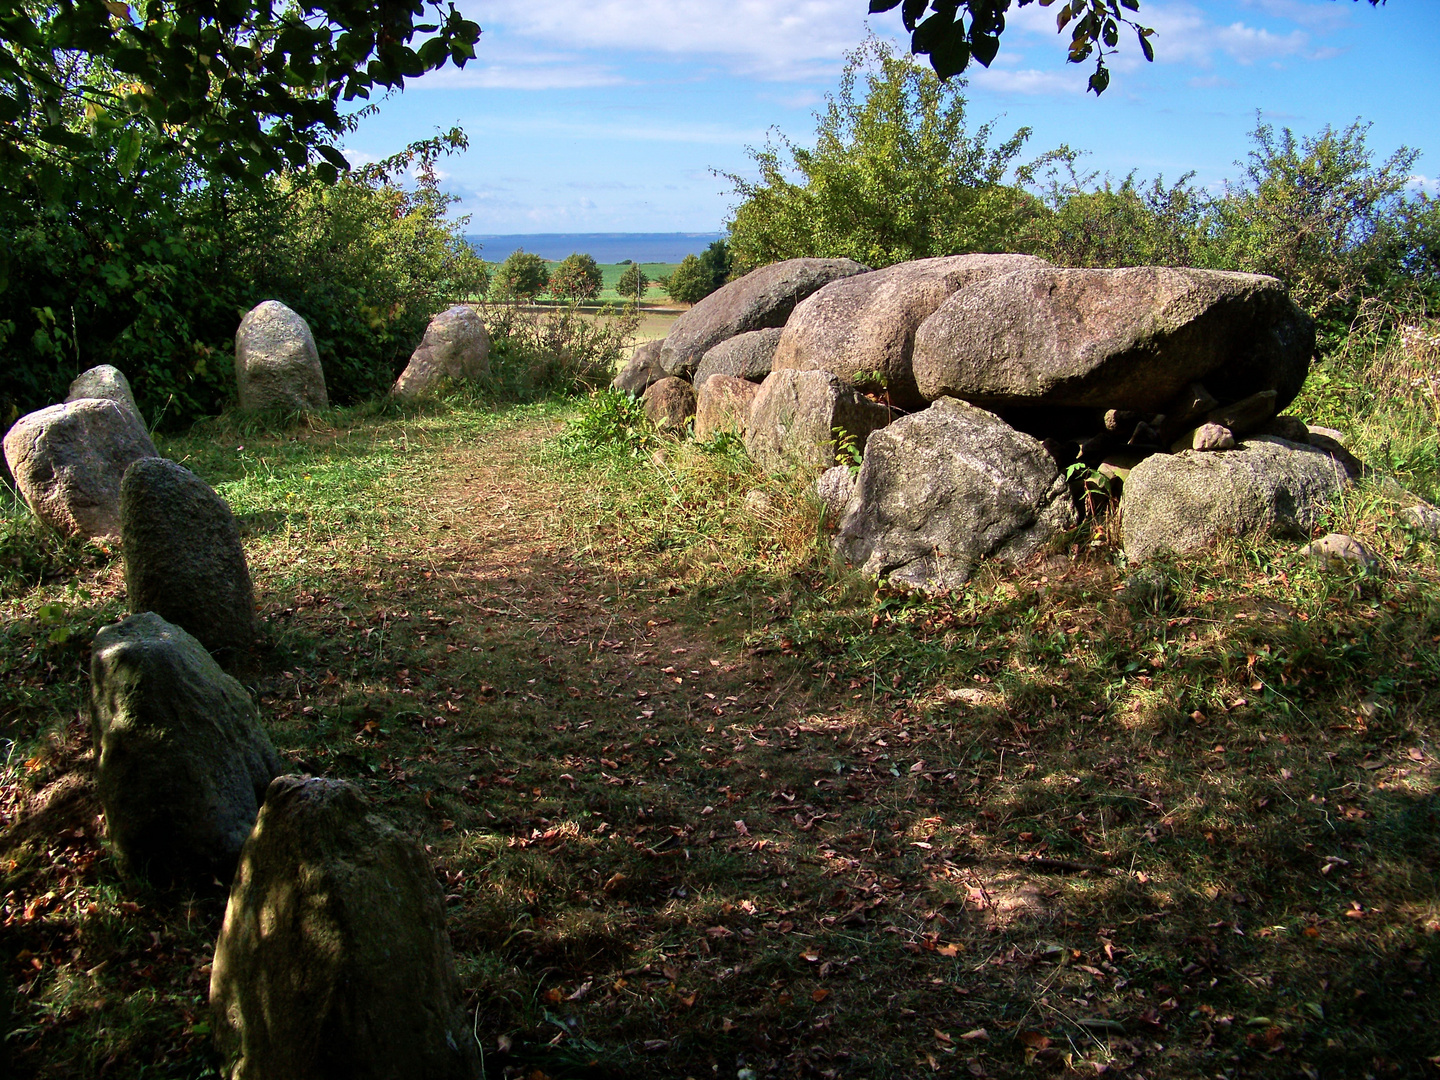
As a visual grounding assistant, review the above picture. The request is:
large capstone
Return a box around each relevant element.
[3,398,158,541]
[694,327,784,386]
[659,258,870,379]
[836,398,1078,592]
[745,369,892,474]
[774,254,1050,411]
[211,775,480,1080]
[1121,436,1350,563]
[912,266,1314,413]
[67,364,143,422]
[234,301,328,413]
[695,374,760,441]
[90,613,280,884]
[392,305,490,398]
[121,458,257,658]
[612,339,667,396]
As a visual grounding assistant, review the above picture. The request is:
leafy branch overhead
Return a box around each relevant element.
[0,0,482,183]
[870,0,1385,95]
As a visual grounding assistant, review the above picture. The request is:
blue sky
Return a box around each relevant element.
[342,1,1440,235]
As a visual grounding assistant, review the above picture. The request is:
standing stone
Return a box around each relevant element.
[642,377,697,432]
[836,398,1078,592]
[774,253,1050,411]
[1122,437,1350,563]
[745,370,892,475]
[659,258,870,379]
[234,301,328,413]
[612,339,667,396]
[90,613,280,884]
[392,306,490,399]
[695,374,760,441]
[211,776,480,1080]
[121,458,256,657]
[3,399,158,541]
[694,327,784,385]
[67,364,142,422]
[912,266,1314,412]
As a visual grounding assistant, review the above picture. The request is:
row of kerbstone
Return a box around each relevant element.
[91,612,477,1078]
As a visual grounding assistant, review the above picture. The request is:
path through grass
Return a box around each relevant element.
[2,396,1437,1078]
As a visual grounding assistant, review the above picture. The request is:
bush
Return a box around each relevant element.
[483,302,641,400]
[557,388,656,457]
[0,130,486,428]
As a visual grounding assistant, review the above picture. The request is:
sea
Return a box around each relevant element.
[466,232,726,264]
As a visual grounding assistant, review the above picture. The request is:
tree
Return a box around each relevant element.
[616,262,649,301]
[698,239,734,290]
[870,0,1384,96]
[721,37,1034,271]
[549,252,603,301]
[493,250,550,302]
[665,254,714,305]
[0,1,482,188]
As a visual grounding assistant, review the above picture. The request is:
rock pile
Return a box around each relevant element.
[625,254,1370,589]
[210,775,479,1080]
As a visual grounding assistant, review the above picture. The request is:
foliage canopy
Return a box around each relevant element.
[548,252,604,302]
[723,38,1033,272]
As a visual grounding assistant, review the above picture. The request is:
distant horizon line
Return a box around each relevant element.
[466,230,726,238]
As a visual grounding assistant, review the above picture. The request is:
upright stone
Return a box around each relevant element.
[121,458,257,657]
[695,374,760,440]
[612,339,667,396]
[3,399,158,541]
[234,301,327,413]
[659,258,870,379]
[836,398,1078,592]
[90,613,280,884]
[774,253,1050,411]
[1121,437,1350,563]
[211,776,480,1080]
[67,364,143,422]
[912,266,1314,412]
[392,305,490,399]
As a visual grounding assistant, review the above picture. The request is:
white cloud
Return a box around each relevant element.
[1234,0,1353,32]
[969,66,1085,96]
[466,114,765,146]
[461,0,873,80]
[414,44,627,90]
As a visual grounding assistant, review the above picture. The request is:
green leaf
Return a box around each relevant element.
[972,32,1000,67]
[114,126,143,176]
[1138,28,1154,61]
[1088,66,1110,95]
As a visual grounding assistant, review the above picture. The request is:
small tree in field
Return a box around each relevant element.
[493,250,550,302]
[665,254,712,304]
[617,262,649,302]
[549,252,603,301]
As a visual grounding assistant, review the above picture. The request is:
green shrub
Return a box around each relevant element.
[484,302,641,401]
[558,388,655,457]
[0,130,486,428]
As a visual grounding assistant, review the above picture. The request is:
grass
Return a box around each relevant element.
[1,323,1438,1078]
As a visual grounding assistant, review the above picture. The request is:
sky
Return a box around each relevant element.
[341,0,1440,236]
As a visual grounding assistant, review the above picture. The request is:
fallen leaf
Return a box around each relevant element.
[960,1027,989,1041]
[811,988,830,1003]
